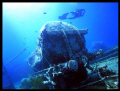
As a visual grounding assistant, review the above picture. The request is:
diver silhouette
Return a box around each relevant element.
[58,9,85,20]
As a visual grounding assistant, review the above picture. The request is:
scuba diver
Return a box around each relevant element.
[58,9,85,20]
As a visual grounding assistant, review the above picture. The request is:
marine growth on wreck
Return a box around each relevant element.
[20,21,118,89]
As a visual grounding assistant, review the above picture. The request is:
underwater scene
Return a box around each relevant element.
[2,2,118,89]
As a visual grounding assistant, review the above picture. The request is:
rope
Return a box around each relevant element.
[27,62,40,72]
[72,74,118,89]
[61,29,74,59]
[43,55,52,66]
[97,69,111,89]
[76,29,81,39]
[3,48,26,67]
[80,66,96,84]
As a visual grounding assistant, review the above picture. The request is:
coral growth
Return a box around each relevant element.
[19,75,48,89]
[19,78,31,89]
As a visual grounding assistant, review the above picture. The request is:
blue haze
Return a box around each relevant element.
[2,2,118,88]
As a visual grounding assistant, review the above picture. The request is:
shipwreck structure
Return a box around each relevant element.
[25,21,118,89]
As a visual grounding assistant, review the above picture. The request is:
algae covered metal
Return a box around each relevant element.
[24,21,117,89]
[28,21,98,71]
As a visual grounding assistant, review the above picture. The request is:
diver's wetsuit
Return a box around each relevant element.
[58,9,85,20]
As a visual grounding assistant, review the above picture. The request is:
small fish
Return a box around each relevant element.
[43,12,46,14]
[70,22,72,24]
[35,31,37,33]
[24,38,26,39]
[23,43,25,45]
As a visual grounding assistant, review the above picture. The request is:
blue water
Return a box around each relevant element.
[2,2,118,89]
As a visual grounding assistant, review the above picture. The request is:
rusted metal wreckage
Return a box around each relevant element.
[27,21,118,89]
